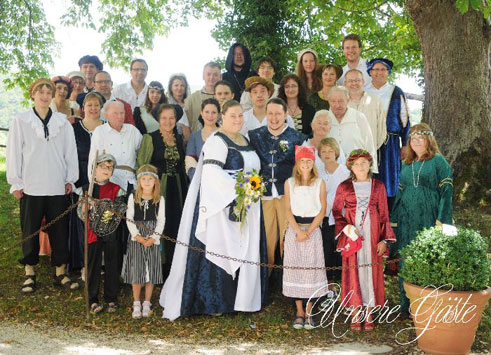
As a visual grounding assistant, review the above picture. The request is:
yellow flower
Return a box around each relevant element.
[250,176,262,190]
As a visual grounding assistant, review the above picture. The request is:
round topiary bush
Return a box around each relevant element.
[400,227,490,291]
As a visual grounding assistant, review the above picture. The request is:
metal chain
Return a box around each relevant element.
[1,198,403,271]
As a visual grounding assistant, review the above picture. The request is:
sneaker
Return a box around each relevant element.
[132,301,142,319]
[304,316,317,330]
[320,290,338,309]
[142,301,152,317]
[292,316,304,329]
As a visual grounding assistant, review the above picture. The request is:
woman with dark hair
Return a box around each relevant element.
[50,76,80,123]
[296,49,322,94]
[185,98,220,180]
[278,74,316,136]
[137,104,188,279]
[391,123,453,315]
[308,64,343,111]
[133,81,167,135]
[167,74,190,107]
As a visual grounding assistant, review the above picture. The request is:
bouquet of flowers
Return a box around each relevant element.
[230,169,266,224]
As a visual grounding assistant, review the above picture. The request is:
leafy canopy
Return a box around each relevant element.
[1,0,489,93]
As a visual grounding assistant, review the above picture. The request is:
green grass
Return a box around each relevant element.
[0,158,489,353]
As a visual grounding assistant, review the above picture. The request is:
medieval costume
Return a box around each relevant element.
[333,178,395,308]
[249,125,307,269]
[391,153,453,312]
[222,43,256,101]
[137,129,188,278]
[160,132,267,320]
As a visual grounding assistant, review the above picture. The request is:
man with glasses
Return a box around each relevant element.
[94,71,134,125]
[337,34,371,88]
[345,69,386,151]
[365,58,410,209]
[240,57,280,111]
[113,59,149,110]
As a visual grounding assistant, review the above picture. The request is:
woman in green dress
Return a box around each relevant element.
[391,123,453,315]
[137,104,188,280]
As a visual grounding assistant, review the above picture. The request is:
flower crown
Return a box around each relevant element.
[346,149,372,166]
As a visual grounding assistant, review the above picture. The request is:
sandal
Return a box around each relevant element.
[292,316,305,329]
[364,318,375,331]
[304,316,317,330]
[90,303,104,314]
[21,275,36,294]
[53,274,80,290]
[107,302,118,313]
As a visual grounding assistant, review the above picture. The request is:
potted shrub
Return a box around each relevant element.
[401,226,490,355]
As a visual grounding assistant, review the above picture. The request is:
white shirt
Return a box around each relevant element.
[365,82,409,129]
[337,57,372,89]
[6,109,79,195]
[319,164,350,225]
[288,177,322,217]
[348,91,387,149]
[112,81,149,110]
[302,138,346,173]
[240,83,280,112]
[88,123,142,189]
[240,108,295,136]
[327,107,378,173]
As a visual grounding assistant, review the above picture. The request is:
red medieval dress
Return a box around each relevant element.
[332,179,395,308]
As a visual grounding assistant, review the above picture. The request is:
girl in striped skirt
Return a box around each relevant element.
[283,146,327,330]
[122,164,165,319]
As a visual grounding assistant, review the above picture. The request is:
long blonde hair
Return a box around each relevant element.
[134,164,161,205]
[292,159,319,186]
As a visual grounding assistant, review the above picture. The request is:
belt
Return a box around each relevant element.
[294,216,315,224]
[115,165,136,173]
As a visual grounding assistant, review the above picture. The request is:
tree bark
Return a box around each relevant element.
[405,0,491,205]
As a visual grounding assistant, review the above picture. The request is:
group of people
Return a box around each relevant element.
[6,33,453,330]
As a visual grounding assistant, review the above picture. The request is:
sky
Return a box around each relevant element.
[44,1,422,107]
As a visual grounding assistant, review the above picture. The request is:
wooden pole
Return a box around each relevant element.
[84,150,98,321]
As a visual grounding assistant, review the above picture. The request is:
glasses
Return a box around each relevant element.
[98,164,114,171]
[411,136,426,142]
[371,68,388,72]
[94,80,112,84]
[346,79,363,83]
[285,85,298,89]
[259,65,274,70]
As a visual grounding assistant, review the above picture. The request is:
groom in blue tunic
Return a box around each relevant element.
[249,97,306,275]
[366,58,410,210]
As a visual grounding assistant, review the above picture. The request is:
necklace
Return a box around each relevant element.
[220,128,242,145]
[411,160,425,188]
[287,102,299,116]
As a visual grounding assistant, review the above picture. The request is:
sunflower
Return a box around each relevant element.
[249,176,262,190]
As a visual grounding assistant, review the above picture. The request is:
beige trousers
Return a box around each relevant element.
[261,197,287,274]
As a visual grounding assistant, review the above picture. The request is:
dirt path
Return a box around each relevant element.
[0,321,401,354]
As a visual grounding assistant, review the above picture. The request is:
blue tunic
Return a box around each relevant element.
[376,86,410,197]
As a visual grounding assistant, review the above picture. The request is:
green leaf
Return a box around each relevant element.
[455,0,469,13]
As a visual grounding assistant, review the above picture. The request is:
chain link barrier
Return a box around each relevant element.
[1,197,402,270]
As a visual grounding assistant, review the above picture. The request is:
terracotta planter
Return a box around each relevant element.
[404,282,490,355]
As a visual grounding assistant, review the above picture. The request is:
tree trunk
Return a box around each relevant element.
[405,0,491,205]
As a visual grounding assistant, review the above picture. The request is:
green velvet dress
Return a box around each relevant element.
[390,153,453,312]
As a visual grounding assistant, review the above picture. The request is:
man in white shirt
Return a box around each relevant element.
[112,59,149,110]
[88,100,142,192]
[345,69,387,150]
[7,78,79,293]
[327,86,378,173]
[94,71,134,125]
[337,34,371,89]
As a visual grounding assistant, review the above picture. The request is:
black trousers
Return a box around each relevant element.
[87,236,120,304]
[19,194,69,267]
[320,219,342,282]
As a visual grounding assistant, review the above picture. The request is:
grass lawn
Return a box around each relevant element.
[0,156,489,353]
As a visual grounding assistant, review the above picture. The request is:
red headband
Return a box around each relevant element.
[295,145,316,162]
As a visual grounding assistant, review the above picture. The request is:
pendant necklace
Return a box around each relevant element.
[411,160,425,188]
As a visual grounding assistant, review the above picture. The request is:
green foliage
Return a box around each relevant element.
[0,0,56,94]
[401,227,490,291]
[210,0,423,79]
[456,0,491,18]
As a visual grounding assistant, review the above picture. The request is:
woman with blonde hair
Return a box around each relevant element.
[391,123,453,316]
